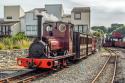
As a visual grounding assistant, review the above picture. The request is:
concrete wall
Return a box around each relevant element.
[20,17,25,32]
[71,12,90,29]
[20,7,25,18]
[4,5,25,35]
[11,23,20,36]
[4,5,24,21]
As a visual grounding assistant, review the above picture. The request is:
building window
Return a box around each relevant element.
[83,25,88,33]
[74,13,81,20]
[78,25,83,33]
[0,25,11,36]
[74,25,78,32]
[26,25,37,36]
[74,25,88,33]
[6,16,12,19]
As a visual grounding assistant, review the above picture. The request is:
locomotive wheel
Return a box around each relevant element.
[63,59,68,67]
[53,63,61,71]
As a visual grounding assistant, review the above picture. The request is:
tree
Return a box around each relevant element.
[114,26,125,34]
[108,23,124,34]
[91,26,107,33]
[92,29,104,38]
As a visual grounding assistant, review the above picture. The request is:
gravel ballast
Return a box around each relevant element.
[0,50,28,70]
[33,51,108,83]
[115,49,125,83]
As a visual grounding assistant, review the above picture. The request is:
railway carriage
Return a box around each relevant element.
[17,15,96,69]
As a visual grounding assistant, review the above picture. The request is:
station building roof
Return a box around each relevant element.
[0,21,19,26]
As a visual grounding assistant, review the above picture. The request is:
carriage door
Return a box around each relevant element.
[73,32,80,59]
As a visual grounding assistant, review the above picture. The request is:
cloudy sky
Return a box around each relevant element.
[0,0,125,27]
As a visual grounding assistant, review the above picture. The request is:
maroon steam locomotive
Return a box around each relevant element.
[103,32,125,48]
[17,15,96,69]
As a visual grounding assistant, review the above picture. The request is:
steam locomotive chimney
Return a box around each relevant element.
[37,15,43,40]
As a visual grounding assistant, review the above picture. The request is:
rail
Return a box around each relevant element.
[91,48,118,83]
[0,69,52,83]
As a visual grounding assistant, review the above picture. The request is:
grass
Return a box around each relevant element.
[0,42,5,50]
[0,33,31,50]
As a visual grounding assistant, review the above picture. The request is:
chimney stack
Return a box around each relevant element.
[37,15,43,40]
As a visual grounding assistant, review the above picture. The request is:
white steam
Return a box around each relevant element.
[42,12,59,22]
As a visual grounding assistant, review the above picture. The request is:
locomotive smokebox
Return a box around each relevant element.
[37,15,43,40]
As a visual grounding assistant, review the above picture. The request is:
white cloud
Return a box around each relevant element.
[70,0,125,11]
[69,0,125,27]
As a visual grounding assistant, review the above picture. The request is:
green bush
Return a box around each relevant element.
[2,37,13,49]
[13,32,28,41]
[0,33,31,50]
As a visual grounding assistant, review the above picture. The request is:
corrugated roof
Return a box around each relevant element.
[72,7,90,12]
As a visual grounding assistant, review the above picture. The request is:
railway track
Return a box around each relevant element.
[91,48,118,83]
[0,69,52,83]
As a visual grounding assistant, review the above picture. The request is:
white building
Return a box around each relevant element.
[0,5,25,37]
[71,7,90,33]
[20,8,45,37]
[0,21,20,36]
[20,8,59,37]
[4,5,25,21]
